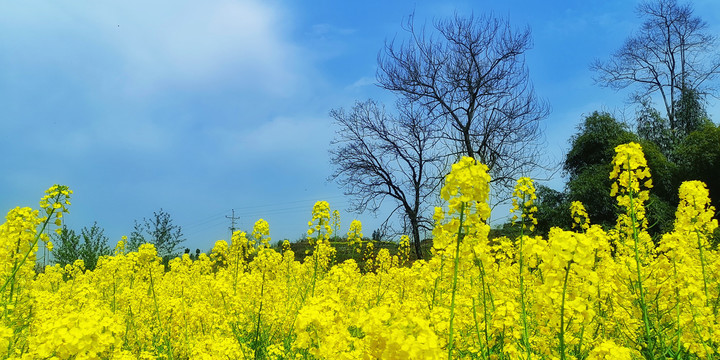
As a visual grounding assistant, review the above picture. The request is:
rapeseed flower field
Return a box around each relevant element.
[1,142,718,359]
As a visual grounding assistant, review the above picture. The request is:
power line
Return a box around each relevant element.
[226,209,239,239]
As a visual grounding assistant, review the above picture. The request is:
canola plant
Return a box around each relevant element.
[0,142,718,359]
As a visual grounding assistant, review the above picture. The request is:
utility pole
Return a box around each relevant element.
[226,209,238,241]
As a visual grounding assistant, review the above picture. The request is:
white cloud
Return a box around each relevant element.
[1,0,305,96]
[105,0,303,95]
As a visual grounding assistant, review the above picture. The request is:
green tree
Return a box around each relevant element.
[371,228,385,242]
[52,226,81,267]
[533,185,572,235]
[566,164,617,228]
[674,87,710,137]
[564,112,638,179]
[636,88,710,160]
[674,122,720,212]
[636,99,673,156]
[52,222,111,271]
[129,208,186,260]
[564,112,637,228]
[79,222,111,271]
[564,112,677,235]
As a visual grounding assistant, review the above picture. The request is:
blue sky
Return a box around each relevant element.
[2,0,719,252]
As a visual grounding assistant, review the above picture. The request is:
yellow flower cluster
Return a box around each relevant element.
[433,156,491,253]
[440,156,491,219]
[39,184,72,234]
[510,177,538,232]
[676,181,718,236]
[331,210,340,239]
[346,219,363,254]
[397,235,410,266]
[307,201,332,241]
[570,200,590,231]
[586,340,634,360]
[252,219,271,248]
[0,146,718,359]
[610,142,652,232]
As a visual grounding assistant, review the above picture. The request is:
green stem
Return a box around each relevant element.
[471,297,482,349]
[255,271,266,357]
[626,162,653,356]
[518,194,531,358]
[559,263,572,360]
[447,202,465,360]
[672,257,681,358]
[476,257,492,359]
[430,256,446,310]
[233,242,241,295]
[695,230,710,305]
[311,245,319,297]
[7,237,21,303]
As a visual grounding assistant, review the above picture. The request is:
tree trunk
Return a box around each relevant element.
[410,216,423,260]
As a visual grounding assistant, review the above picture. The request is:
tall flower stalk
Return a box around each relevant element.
[510,177,537,359]
[306,201,334,297]
[0,185,71,357]
[609,142,655,357]
[434,157,491,359]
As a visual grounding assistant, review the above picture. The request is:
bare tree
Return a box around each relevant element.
[329,99,443,260]
[591,0,720,134]
[377,13,549,200]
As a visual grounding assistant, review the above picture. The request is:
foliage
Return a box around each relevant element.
[564,112,639,228]
[79,222,112,271]
[636,98,673,156]
[52,222,111,271]
[564,111,637,179]
[637,88,711,160]
[674,122,720,212]
[563,112,678,236]
[533,184,572,235]
[674,87,711,138]
[566,163,616,228]
[128,208,186,261]
[371,228,385,242]
[51,226,82,268]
